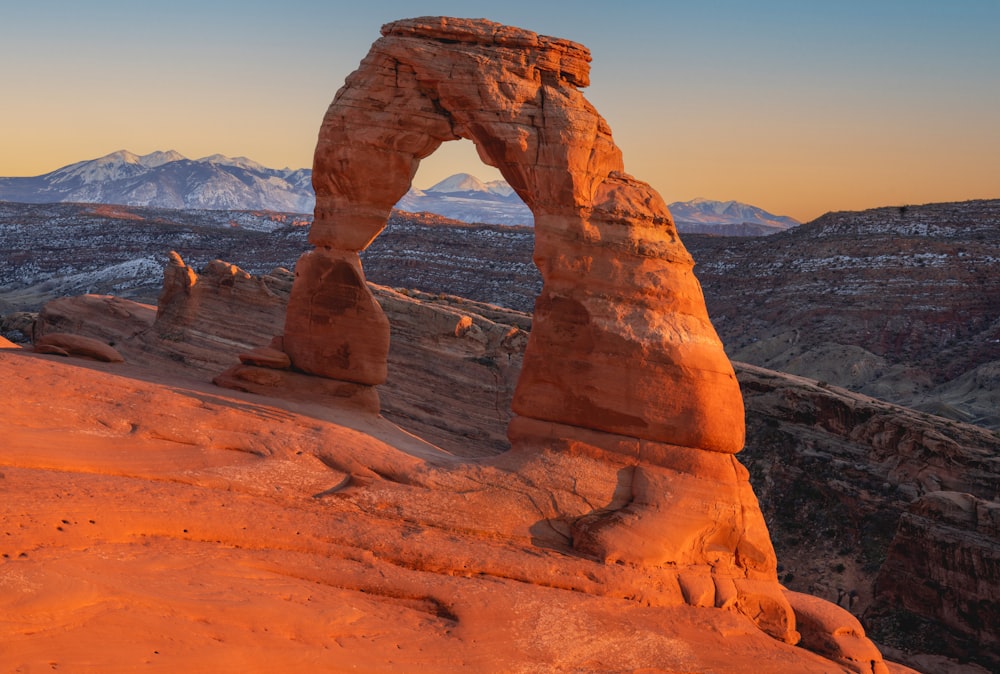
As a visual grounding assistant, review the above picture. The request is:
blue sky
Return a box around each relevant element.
[1,0,997,220]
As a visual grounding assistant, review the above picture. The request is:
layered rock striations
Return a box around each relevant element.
[735,364,1000,671]
[686,199,1000,430]
[870,492,999,671]
[34,255,528,458]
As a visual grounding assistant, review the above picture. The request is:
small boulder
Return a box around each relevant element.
[238,346,291,370]
[34,333,125,363]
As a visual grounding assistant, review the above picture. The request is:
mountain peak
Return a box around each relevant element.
[97,150,141,165]
[426,173,488,194]
[669,198,799,231]
[139,150,186,168]
[198,154,268,172]
[4,150,314,212]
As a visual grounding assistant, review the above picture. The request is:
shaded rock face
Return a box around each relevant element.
[735,364,1000,669]
[868,492,1000,672]
[284,16,744,456]
[33,252,528,457]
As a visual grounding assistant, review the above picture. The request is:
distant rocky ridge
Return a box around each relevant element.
[0,151,796,234]
[0,201,312,314]
[687,199,1000,430]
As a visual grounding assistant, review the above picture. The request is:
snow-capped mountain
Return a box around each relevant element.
[424,172,516,197]
[395,172,532,226]
[0,153,795,234]
[0,150,314,213]
[668,197,799,234]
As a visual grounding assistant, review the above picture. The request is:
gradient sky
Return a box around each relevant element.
[1,0,997,222]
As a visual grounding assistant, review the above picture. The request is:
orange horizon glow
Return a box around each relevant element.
[1,2,997,224]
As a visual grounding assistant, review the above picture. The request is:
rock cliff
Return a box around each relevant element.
[869,492,999,671]
[734,365,999,672]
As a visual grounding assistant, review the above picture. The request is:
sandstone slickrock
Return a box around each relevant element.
[238,345,291,369]
[0,335,22,349]
[41,258,997,670]
[4,347,912,672]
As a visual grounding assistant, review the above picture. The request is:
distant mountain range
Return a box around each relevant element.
[0,150,314,213]
[669,198,799,235]
[0,150,798,233]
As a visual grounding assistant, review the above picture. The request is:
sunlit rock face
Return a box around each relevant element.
[289,16,743,454]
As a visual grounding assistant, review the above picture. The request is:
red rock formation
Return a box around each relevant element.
[33,332,124,363]
[35,264,995,669]
[4,347,921,672]
[24,17,901,668]
[284,16,743,455]
[869,491,999,672]
[31,257,905,670]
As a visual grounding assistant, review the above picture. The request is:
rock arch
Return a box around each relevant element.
[283,16,745,455]
[217,19,903,659]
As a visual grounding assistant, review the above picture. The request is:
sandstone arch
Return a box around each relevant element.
[283,16,745,455]
[207,18,899,659]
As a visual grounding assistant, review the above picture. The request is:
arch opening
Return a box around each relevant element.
[359,137,540,456]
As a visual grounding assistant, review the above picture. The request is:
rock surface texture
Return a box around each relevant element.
[35,260,996,671]
[4,346,919,672]
[870,492,999,671]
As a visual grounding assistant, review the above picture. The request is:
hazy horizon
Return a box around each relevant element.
[2,1,998,222]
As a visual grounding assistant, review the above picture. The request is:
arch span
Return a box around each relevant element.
[283,16,744,455]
